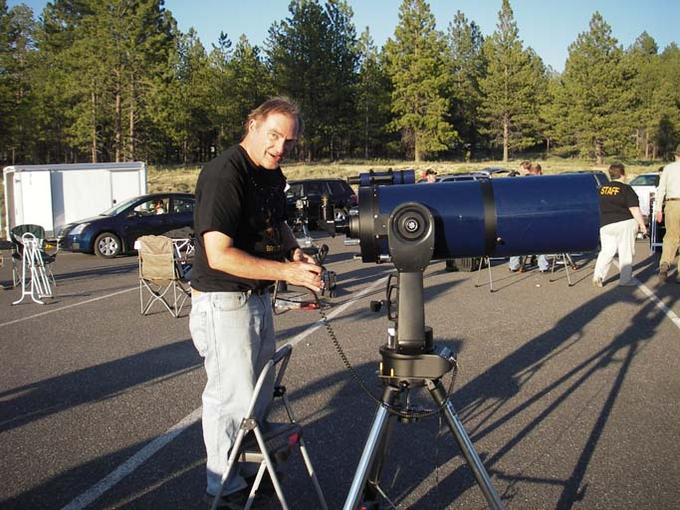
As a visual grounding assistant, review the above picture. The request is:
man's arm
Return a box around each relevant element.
[655,169,668,223]
[203,230,322,291]
[628,206,648,236]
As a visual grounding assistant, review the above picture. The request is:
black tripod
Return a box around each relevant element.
[343,204,503,510]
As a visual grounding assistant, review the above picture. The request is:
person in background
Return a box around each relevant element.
[593,162,647,287]
[654,145,680,283]
[508,163,550,273]
[519,160,531,176]
[425,168,437,183]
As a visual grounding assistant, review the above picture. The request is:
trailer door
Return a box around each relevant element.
[17,171,54,234]
[111,170,143,206]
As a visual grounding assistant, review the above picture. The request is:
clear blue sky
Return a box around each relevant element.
[8,0,678,72]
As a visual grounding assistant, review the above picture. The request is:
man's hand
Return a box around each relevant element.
[656,211,663,224]
[283,259,323,292]
[291,247,316,264]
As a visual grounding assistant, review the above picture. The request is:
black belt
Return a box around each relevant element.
[249,287,271,295]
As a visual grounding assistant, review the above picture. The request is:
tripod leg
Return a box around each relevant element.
[428,380,503,510]
[344,386,400,510]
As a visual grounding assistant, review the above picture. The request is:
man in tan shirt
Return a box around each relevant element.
[655,145,680,283]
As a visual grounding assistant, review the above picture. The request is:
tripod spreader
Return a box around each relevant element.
[379,344,455,382]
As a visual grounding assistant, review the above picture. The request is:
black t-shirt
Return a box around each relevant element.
[598,181,639,227]
[191,145,288,292]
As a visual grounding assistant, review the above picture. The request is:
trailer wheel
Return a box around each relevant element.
[94,232,121,258]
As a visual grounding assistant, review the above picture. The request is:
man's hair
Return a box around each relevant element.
[608,162,625,179]
[242,97,304,138]
[520,160,531,170]
[530,163,542,173]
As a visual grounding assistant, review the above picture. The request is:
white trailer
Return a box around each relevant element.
[3,162,147,238]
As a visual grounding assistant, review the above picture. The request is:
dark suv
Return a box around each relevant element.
[286,178,357,229]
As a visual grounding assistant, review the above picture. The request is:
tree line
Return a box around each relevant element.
[1,0,678,166]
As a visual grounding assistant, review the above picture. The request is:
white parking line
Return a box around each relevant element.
[60,276,389,510]
[636,279,680,330]
[0,287,138,329]
[612,260,680,332]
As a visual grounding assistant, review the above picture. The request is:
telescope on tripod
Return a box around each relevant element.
[320,169,600,509]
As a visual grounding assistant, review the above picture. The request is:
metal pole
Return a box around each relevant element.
[429,380,503,510]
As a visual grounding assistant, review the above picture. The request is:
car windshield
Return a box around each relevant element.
[99,196,142,216]
[630,174,660,187]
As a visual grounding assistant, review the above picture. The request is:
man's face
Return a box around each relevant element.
[246,112,298,169]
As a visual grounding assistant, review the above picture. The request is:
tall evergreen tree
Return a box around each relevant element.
[556,12,636,163]
[479,0,542,162]
[446,10,485,159]
[356,27,393,158]
[384,0,454,161]
[0,2,36,164]
[267,0,358,160]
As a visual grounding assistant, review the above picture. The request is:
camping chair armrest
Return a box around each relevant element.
[43,237,60,255]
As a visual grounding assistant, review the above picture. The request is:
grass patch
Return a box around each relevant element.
[146,156,661,194]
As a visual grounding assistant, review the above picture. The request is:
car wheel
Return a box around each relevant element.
[94,232,122,258]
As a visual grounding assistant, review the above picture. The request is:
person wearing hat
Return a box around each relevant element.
[655,144,680,283]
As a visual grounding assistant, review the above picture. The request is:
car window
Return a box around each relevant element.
[327,181,349,196]
[286,183,304,198]
[132,198,168,216]
[630,175,660,187]
[305,182,326,196]
[172,197,194,214]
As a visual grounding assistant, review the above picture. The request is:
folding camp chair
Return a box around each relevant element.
[211,344,328,510]
[12,233,54,305]
[10,224,58,288]
[137,235,190,318]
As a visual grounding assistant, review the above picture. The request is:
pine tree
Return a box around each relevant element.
[0,2,37,164]
[225,35,273,146]
[384,0,454,161]
[557,12,636,163]
[267,0,358,160]
[356,28,393,158]
[446,10,485,159]
[479,0,542,162]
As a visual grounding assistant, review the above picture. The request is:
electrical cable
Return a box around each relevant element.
[313,290,458,421]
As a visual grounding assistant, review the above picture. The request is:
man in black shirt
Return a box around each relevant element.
[190,98,322,507]
[593,163,647,287]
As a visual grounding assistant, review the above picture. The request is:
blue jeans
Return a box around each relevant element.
[190,290,276,496]
[508,255,549,271]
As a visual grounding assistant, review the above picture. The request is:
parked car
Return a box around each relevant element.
[437,172,490,183]
[561,170,610,188]
[437,167,512,183]
[286,178,357,229]
[58,193,195,258]
[629,172,661,219]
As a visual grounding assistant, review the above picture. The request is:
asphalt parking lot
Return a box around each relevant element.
[1,235,679,509]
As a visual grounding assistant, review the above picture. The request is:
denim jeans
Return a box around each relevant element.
[190,290,276,496]
[508,254,549,271]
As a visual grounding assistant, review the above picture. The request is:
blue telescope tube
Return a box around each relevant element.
[360,174,600,261]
